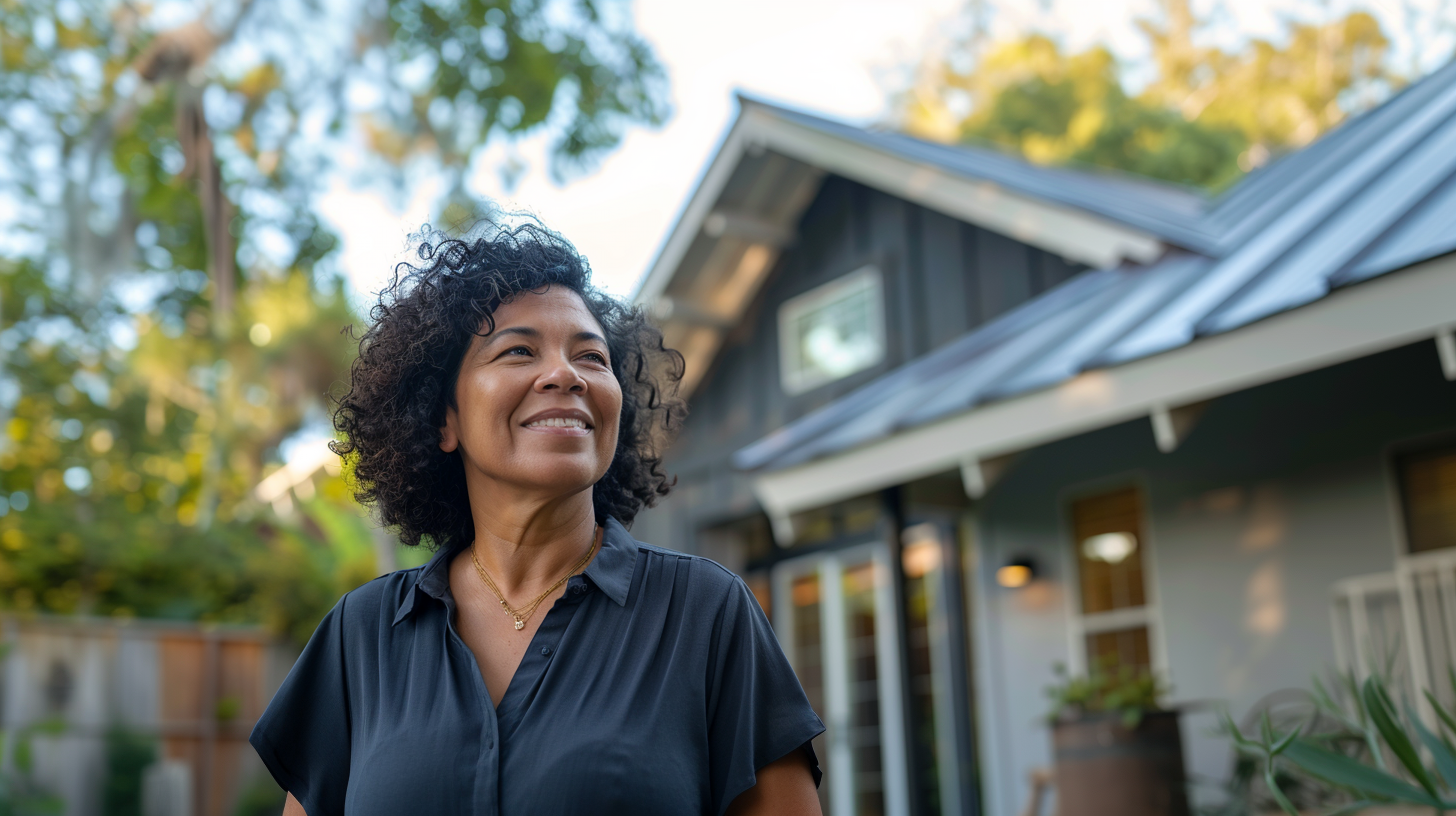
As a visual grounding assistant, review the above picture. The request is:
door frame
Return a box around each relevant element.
[772,542,911,816]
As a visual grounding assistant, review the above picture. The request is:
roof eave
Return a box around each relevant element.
[747,251,1456,538]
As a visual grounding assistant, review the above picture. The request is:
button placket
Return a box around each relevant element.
[492,583,581,742]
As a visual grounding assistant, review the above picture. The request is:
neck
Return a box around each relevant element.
[464,478,599,595]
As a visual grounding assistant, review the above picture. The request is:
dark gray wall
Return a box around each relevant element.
[632,176,1085,550]
[971,340,1456,816]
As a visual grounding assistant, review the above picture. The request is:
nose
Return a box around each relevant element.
[536,354,586,393]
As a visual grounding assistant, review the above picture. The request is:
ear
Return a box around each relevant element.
[439,405,460,453]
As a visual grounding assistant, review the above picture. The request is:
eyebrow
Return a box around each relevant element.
[481,327,608,346]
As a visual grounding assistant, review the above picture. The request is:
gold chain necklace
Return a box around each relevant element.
[470,524,598,631]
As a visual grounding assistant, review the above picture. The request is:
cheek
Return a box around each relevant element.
[457,371,518,433]
[598,384,624,447]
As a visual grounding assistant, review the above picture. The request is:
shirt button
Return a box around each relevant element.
[571,584,584,594]
[540,646,552,656]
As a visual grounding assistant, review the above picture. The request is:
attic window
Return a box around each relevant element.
[778,266,885,395]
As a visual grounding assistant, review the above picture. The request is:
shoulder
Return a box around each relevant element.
[630,539,754,610]
[330,564,430,631]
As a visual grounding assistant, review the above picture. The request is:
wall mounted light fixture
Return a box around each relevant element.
[996,556,1038,588]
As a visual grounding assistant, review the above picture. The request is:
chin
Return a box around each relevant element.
[516,457,605,495]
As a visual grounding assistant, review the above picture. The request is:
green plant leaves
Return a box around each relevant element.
[1281,738,1442,806]
[1045,655,1167,726]
[1427,689,1456,738]
[1409,703,1456,791]
[1220,672,1456,813]
[1360,677,1442,799]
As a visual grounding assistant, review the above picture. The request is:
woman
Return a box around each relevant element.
[249,220,824,815]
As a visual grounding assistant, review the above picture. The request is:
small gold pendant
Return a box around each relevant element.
[513,618,525,630]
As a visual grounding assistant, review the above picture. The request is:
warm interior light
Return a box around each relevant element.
[997,563,1033,588]
[792,576,819,607]
[902,541,942,578]
[901,523,943,578]
[1081,532,1138,564]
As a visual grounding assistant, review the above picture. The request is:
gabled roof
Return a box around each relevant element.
[735,58,1456,479]
[633,92,1210,395]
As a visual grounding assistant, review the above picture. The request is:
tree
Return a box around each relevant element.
[899,0,1398,190]
[0,0,667,643]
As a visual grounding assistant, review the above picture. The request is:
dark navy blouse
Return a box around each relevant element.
[249,518,824,816]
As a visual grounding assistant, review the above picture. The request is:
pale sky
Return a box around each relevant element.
[316,0,1452,304]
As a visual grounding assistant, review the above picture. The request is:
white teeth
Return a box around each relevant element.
[527,417,588,429]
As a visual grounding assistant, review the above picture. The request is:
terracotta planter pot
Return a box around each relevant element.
[1052,710,1190,816]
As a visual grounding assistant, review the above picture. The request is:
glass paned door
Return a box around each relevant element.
[774,544,910,816]
[790,573,831,815]
[901,521,969,816]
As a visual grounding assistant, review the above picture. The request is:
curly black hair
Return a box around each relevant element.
[331,218,685,549]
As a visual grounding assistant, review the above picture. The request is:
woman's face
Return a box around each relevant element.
[440,286,622,500]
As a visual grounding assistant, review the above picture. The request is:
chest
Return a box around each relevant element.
[454,582,566,707]
[343,586,711,815]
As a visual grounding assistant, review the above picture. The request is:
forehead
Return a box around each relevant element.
[485,286,604,334]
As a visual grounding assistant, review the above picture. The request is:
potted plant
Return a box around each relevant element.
[1045,660,1191,816]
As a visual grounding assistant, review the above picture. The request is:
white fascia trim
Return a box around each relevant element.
[737,106,1165,269]
[751,252,1456,519]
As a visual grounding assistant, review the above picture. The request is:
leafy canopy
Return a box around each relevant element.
[900,0,1398,190]
[0,0,667,643]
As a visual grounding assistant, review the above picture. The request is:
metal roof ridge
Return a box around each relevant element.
[735,95,1220,252]
[1206,58,1456,248]
[1090,72,1456,369]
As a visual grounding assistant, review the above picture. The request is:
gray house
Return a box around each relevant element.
[631,61,1456,816]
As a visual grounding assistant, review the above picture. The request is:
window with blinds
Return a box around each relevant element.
[1398,443,1456,553]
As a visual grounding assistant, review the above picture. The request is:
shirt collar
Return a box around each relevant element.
[393,516,638,625]
[585,517,637,607]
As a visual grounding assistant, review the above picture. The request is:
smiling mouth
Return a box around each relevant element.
[524,417,592,431]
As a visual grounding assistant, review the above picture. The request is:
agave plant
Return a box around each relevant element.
[1224,669,1456,815]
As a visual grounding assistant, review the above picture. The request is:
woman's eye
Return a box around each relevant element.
[505,346,532,357]
[583,352,608,364]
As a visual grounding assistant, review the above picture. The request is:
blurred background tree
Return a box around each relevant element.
[0,0,667,644]
[899,0,1399,189]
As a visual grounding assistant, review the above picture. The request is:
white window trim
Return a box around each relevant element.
[777,265,886,395]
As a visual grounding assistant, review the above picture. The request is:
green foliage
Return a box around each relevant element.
[101,729,155,816]
[0,0,663,645]
[379,0,668,179]
[232,776,286,816]
[902,1,1399,190]
[1045,658,1168,728]
[0,251,378,643]
[0,645,65,816]
[1221,671,1456,815]
[958,38,1245,189]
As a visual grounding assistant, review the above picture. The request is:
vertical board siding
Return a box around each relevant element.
[660,177,1087,530]
[920,210,970,351]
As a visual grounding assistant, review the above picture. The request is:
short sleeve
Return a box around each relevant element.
[707,574,825,815]
[249,595,352,816]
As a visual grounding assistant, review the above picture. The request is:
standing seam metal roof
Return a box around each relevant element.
[734,59,1456,473]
